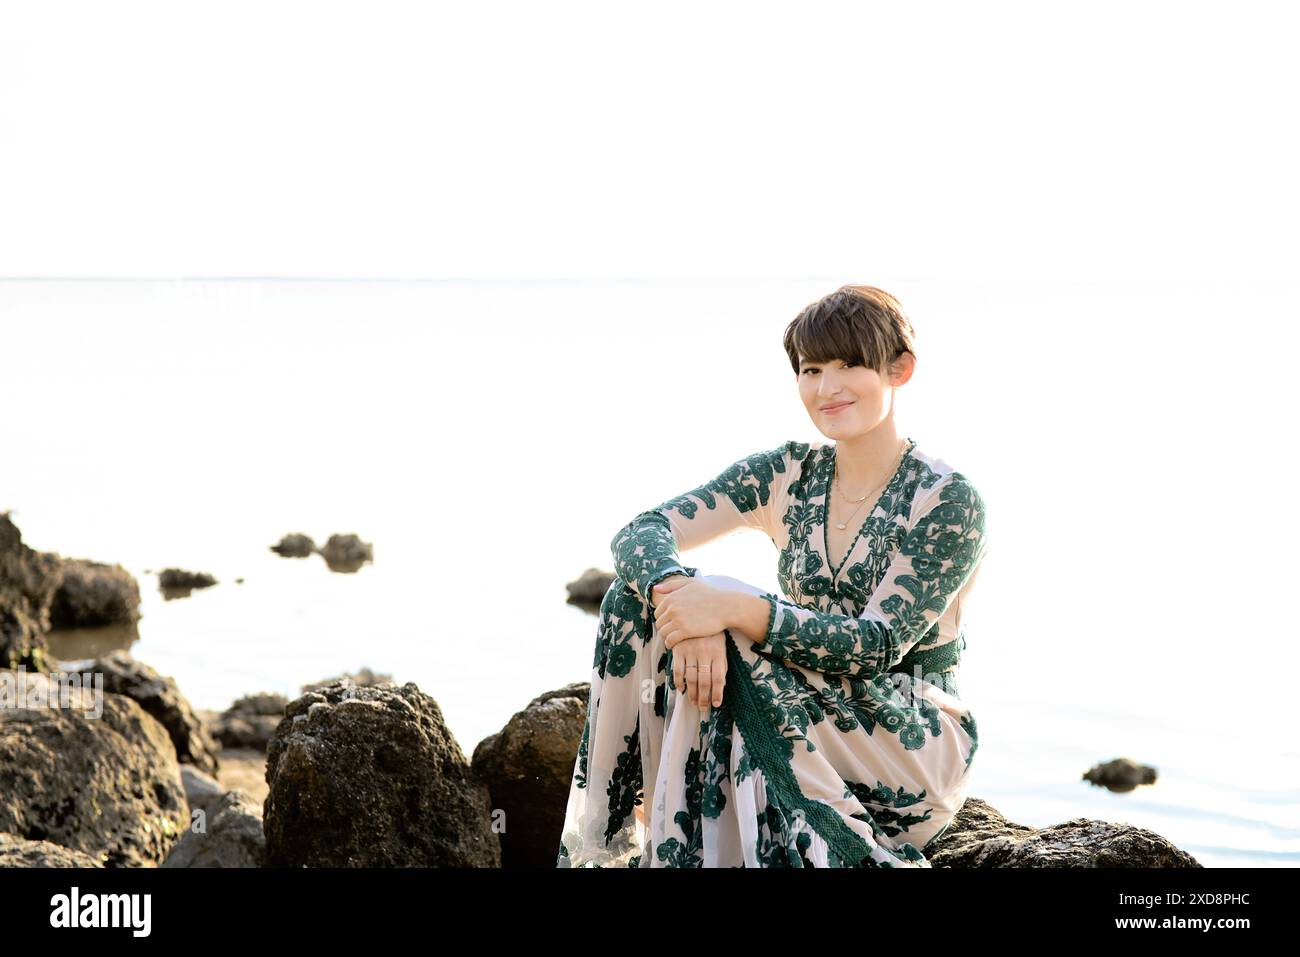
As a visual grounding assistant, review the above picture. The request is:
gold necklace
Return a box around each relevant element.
[830,438,909,530]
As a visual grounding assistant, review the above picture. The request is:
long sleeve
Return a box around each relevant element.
[755,472,988,679]
[611,440,802,606]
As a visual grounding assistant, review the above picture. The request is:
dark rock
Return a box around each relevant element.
[68,650,221,776]
[270,533,317,558]
[0,668,190,866]
[565,568,615,614]
[207,692,288,751]
[162,790,265,868]
[157,568,218,600]
[319,534,373,573]
[0,832,105,868]
[0,512,63,673]
[300,667,393,694]
[925,796,1201,867]
[472,682,589,868]
[1083,757,1158,792]
[48,558,141,630]
[263,679,500,867]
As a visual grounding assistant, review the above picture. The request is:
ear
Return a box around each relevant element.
[890,351,916,386]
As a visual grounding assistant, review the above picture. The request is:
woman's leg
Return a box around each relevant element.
[694,573,978,866]
[556,572,671,867]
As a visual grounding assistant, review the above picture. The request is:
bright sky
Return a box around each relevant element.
[1,0,1295,279]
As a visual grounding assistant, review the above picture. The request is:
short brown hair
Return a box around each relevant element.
[782,284,916,378]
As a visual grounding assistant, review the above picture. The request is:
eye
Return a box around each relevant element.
[802,359,857,374]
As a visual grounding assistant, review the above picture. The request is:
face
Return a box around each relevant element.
[796,354,912,438]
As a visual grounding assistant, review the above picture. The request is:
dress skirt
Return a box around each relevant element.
[555,569,979,868]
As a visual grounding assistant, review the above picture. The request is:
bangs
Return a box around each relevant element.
[787,302,900,373]
[791,317,864,366]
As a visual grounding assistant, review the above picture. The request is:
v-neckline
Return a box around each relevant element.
[821,437,916,583]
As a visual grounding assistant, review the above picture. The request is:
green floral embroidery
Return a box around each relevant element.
[593,581,652,680]
[824,440,918,583]
[655,744,705,867]
[961,711,979,769]
[739,655,946,752]
[610,441,809,604]
[657,444,795,520]
[846,779,934,841]
[561,440,985,869]
[600,718,643,846]
[725,632,883,867]
[575,718,590,789]
[762,471,987,679]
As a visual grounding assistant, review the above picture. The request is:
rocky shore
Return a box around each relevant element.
[0,513,1202,868]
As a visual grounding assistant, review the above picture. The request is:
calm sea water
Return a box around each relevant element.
[2,277,1297,867]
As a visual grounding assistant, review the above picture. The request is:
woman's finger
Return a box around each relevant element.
[686,655,700,706]
[672,653,685,695]
[696,660,717,707]
[712,659,726,707]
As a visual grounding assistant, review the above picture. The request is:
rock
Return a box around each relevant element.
[300,667,393,694]
[206,692,288,751]
[270,533,317,558]
[0,668,189,866]
[925,796,1201,867]
[0,512,63,673]
[157,568,217,600]
[319,534,373,573]
[263,680,500,867]
[1083,757,1158,792]
[565,568,615,614]
[48,558,141,630]
[162,790,265,868]
[69,650,221,776]
[0,832,105,868]
[472,682,589,868]
[180,765,227,818]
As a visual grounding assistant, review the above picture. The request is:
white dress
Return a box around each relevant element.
[557,436,988,868]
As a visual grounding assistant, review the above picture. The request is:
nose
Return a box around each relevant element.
[818,369,845,397]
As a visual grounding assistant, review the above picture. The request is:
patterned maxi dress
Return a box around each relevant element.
[555,436,989,868]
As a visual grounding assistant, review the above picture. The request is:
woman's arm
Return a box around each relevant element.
[720,473,989,680]
[610,440,806,606]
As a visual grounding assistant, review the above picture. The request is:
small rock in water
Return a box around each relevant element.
[1082,757,1158,792]
[320,533,373,573]
[269,533,317,558]
[157,568,218,601]
[565,567,616,614]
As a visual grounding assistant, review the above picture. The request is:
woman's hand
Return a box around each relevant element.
[672,632,728,709]
[649,578,731,649]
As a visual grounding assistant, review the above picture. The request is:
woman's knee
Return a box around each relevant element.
[600,575,650,625]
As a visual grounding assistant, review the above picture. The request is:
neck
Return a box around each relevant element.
[832,424,906,491]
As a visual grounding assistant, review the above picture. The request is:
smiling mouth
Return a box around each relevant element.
[821,402,853,413]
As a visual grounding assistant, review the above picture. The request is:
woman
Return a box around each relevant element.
[556,284,988,868]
